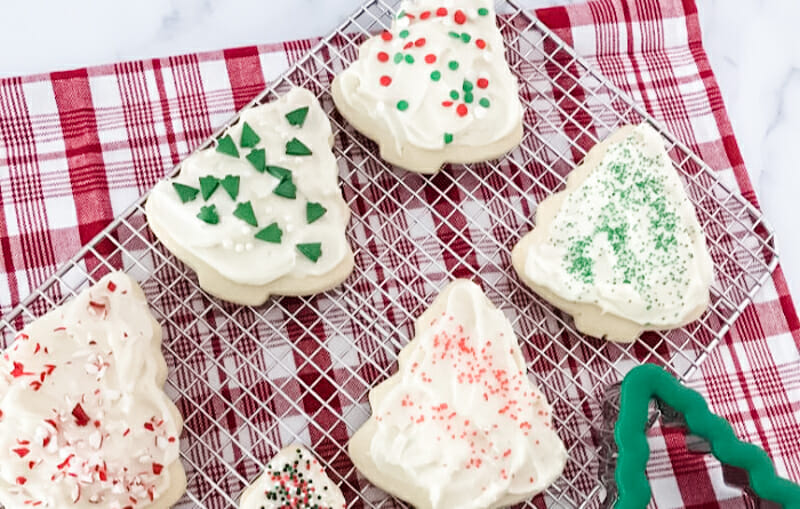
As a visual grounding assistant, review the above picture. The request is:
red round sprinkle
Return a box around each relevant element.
[457,104,469,117]
[454,10,467,24]
[436,7,448,16]
[420,10,431,19]
[377,51,389,62]
[403,41,413,50]
[442,101,454,107]
[477,78,489,89]
[476,38,487,49]
[425,54,436,64]
[16,476,26,486]
[381,30,392,41]
[415,37,426,47]
[380,75,392,87]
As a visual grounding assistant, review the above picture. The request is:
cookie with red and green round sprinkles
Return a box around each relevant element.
[238,446,346,509]
[332,0,523,173]
[145,87,354,306]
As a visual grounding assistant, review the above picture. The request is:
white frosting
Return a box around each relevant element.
[368,280,567,508]
[0,273,183,508]
[336,0,522,152]
[147,87,350,286]
[239,446,345,509]
[524,124,714,326]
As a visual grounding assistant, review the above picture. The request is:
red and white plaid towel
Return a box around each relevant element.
[0,0,798,506]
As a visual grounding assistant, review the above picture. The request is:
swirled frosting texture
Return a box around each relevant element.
[366,280,566,508]
[0,273,184,508]
[524,124,714,326]
[334,0,522,154]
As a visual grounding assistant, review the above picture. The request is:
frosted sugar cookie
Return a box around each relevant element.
[0,272,185,508]
[512,124,714,343]
[239,446,346,509]
[332,0,523,174]
[146,87,354,306]
[349,280,567,509]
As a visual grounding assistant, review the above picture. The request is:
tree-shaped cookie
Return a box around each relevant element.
[615,364,800,508]
[146,87,354,306]
[238,446,345,509]
[0,273,185,508]
[332,0,523,174]
[512,124,714,342]
[349,280,567,509]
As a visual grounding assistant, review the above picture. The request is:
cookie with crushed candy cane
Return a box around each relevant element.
[348,280,567,509]
[332,0,523,174]
[0,272,185,508]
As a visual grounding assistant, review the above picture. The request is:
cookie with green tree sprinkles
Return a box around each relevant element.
[233,201,258,227]
[255,223,282,244]
[286,138,312,156]
[331,0,523,173]
[237,445,347,509]
[297,243,322,262]
[512,124,714,343]
[240,122,261,148]
[172,182,199,203]
[216,134,239,158]
[145,87,354,306]
[285,106,309,127]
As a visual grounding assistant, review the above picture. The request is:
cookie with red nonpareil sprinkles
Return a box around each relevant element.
[332,0,523,174]
[0,273,186,509]
[348,280,567,509]
[238,446,346,509]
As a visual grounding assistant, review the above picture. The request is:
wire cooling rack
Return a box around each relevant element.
[0,1,779,508]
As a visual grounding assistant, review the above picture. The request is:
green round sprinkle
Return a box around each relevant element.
[449,90,459,100]
[479,97,491,108]
[461,33,471,43]
[444,133,454,145]
[448,60,459,71]
[430,70,441,81]
[399,29,409,38]
[478,7,489,16]
[393,52,403,63]
[464,92,474,104]
[462,80,474,92]
[397,100,409,111]
[405,54,414,64]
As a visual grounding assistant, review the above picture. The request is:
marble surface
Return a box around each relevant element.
[0,0,797,299]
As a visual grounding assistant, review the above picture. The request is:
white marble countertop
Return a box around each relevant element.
[0,0,798,299]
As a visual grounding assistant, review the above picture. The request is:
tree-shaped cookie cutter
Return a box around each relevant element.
[597,364,800,508]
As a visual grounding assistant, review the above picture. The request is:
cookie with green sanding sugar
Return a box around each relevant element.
[331,0,523,173]
[238,446,346,509]
[145,87,354,306]
[512,124,713,343]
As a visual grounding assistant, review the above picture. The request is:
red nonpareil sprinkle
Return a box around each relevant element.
[403,41,413,50]
[420,10,431,19]
[72,403,91,427]
[477,78,489,89]
[377,51,389,62]
[425,53,436,64]
[436,7,448,16]
[16,476,26,485]
[143,422,154,431]
[152,463,164,475]
[13,447,30,458]
[442,101,454,107]
[33,343,41,354]
[415,37,426,47]
[456,104,469,117]
[11,362,33,378]
[379,75,392,87]
[476,38,487,49]
[454,9,467,24]
[29,381,42,391]
[42,437,50,448]
[107,281,117,292]
[381,30,392,41]
[123,428,131,437]
[28,461,36,469]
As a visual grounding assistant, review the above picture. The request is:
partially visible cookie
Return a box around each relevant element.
[0,272,185,509]
[146,87,354,306]
[239,446,345,509]
[332,0,523,174]
[349,280,567,509]
[512,124,714,342]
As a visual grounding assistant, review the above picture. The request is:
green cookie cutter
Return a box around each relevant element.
[614,364,800,508]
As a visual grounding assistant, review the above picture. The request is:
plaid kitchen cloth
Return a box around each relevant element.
[0,0,798,506]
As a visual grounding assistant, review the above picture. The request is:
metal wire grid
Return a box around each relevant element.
[0,1,779,508]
